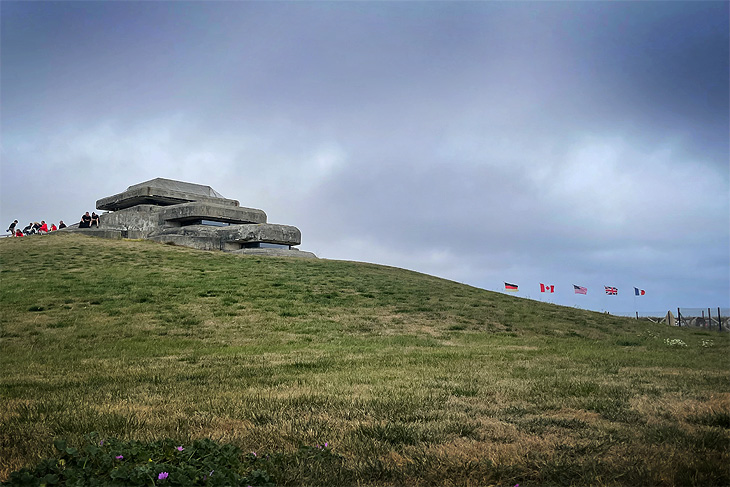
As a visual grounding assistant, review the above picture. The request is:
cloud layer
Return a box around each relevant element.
[2,1,728,313]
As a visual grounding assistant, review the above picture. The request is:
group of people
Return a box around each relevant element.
[6,219,65,237]
[78,211,100,229]
[6,211,100,237]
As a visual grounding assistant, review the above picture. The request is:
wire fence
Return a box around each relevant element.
[674,307,729,331]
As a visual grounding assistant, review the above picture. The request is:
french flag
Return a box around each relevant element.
[540,283,554,293]
[634,287,646,296]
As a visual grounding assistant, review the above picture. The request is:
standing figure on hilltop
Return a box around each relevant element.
[90,212,100,228]
[79,212,92,228]
[7,220,18,236]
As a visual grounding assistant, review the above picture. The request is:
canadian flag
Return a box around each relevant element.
[540,283,554,293]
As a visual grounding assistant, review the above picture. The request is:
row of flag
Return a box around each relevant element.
[504,282,646,296]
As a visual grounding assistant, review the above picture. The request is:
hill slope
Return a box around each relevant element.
[1,234,728,486]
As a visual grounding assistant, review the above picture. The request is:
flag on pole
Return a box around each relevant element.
[605,286,618,295]
[540,283,554,293]
[504,282,518,292]
[634,287,645,296]
[573,285,587,295]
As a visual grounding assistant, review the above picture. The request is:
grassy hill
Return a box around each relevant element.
[1,233,728,486]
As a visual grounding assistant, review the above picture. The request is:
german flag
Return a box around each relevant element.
[504,282,518,292]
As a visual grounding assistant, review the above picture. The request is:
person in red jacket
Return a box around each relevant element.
[15,229,23,237]
[38,221,49,234]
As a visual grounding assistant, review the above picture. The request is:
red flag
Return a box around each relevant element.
[540,283,554,293]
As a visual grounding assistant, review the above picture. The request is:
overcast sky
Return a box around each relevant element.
[2,1,728,315]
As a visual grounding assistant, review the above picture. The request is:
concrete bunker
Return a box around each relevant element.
[65,178,316,258]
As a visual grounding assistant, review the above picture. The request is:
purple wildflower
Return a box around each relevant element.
[158,472,169,480]
[115,455,124,460]
[176,446,184,451]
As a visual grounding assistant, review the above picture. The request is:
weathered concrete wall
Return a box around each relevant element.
[60,227,123,239]
[231,248,318,258]
[147,234,225,251]
[150,223,301,248]
[217,224,301,247]
[157,202,267,225]
[99,205,164,237]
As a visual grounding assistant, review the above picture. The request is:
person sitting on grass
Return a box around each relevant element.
[15,229,23,237]
[38,221,49,234]
[58,220,66,229]
[79,212,92,228]
[50,223,57,231]
[90,212,100,228]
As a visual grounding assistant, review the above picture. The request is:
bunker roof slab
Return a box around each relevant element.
[97,178,239,211]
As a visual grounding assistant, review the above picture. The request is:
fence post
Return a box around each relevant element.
[719,307,723,332]
[677,308,681,327]
[708,308,712,330]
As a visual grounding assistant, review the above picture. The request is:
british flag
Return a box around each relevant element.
[605,286,618,295]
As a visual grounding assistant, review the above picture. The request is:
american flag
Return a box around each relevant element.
[573,285,587,295]
[605,286,618,295]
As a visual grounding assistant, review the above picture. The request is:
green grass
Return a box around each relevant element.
[1,233,729,486]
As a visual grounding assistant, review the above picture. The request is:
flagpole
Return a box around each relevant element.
[633,291,637,319]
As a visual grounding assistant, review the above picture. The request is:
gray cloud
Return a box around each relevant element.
[2,1,727,314]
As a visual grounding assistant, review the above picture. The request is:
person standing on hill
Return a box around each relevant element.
[7,220,18,236]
